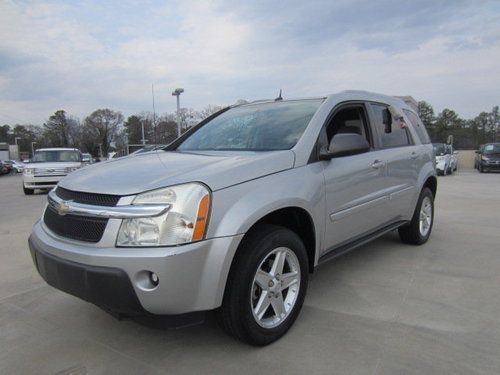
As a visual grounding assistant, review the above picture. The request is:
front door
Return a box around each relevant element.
[321,104,393,256]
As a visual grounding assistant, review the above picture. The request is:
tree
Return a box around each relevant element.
[473,112,490,145]
[124,115,145,144]
[417,101,435,129]
[433,109,463,143]
[43,110,71,147]
[155,114,178,144]
[0,125,12,143]
[489,106,499,142]
[199,104,224,120]
[83,109,124,157]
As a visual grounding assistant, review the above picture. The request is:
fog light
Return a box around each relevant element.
[150,272,159,286]
[135,270,160,290]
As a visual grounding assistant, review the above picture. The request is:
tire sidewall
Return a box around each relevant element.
[238,228,308,344]
[414,188,434,243]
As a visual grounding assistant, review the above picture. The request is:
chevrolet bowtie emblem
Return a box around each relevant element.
[56,200,71,216]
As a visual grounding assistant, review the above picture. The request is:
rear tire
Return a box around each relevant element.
[398,187,434,245]
[217,224,308,346]
[23,185,34,195]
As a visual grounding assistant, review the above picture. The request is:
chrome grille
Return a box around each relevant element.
[34,167,66,177]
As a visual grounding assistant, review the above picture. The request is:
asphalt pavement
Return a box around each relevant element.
[1,171,499,375]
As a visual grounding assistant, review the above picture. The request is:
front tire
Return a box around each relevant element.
[398,187,434,245]
[217,224,308,346]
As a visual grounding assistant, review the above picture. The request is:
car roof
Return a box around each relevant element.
[235,90,410,111]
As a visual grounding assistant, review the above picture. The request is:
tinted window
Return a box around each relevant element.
[32,150,81,163]
[404,110,431,144]
[484,144,500,154]
[177,100,323,151]
[433,143,451,155]
[371,104,410,148]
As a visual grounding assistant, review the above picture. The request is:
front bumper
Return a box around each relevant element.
[23,174,66,189]
[30,220,244,315]
[29,240,144,315]
[436,161,448,174]
[480,160,500,171]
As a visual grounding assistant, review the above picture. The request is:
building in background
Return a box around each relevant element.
[0,143,9,160]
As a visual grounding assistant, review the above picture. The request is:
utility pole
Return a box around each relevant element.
[172,88,184,138]
[31,142,37,157]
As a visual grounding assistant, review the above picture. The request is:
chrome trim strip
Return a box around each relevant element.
[48,190,170,219]
[330,195,389,222]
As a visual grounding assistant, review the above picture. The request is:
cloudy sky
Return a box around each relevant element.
[1,0,499,125]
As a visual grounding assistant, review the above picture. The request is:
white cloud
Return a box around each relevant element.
[0,0,499,125]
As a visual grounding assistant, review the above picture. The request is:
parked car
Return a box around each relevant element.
[28,91,437,345]
[6,160,24,173]
[0,161,9,175]
[22,148,83,195]
[0,160,13,174]
[433,143,454,175]
[449,145,458,172]
[81,153,93,164]
[475,143,500,173]
[474,144,485,169]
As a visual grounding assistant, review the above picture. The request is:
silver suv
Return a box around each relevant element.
[29,91,436,345]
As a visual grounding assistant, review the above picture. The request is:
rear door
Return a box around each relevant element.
[368,103,420,221]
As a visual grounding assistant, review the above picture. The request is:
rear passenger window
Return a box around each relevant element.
[371,103,410,148]
[404,110,431,144]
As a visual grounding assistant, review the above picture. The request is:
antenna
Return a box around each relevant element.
[275,89,283,101]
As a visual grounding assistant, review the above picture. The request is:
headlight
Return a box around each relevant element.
[481,156,490,162]
[24,168,34,175]
[65,167,79,173]
[116,183,211,247]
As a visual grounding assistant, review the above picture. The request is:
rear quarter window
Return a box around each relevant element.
[403,109,431,144]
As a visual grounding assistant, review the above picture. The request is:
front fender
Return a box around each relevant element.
[207,163,325,265]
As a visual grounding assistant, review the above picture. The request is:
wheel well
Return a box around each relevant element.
[245,207,316,273]
[423,176,437,198]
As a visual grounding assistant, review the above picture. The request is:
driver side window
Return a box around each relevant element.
[325,105,372,146]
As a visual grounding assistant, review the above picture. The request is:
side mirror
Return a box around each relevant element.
[320,133,370,160]
[475,150,480,154]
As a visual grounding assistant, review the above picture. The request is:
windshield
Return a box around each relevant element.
[484,144,500,154]
[433,143,450,156]
[32,150,81,163]
[177,99,323,151]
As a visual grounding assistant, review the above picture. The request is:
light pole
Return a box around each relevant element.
[141,118,146,146]
[31,142,37,157]
[172,88,184,138]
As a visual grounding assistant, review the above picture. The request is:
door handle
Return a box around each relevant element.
[371,160,385,169]
[410,152,418,159]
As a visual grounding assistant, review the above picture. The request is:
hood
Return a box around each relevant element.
[483,153,500,161]
[26,161,82,170]
[435,155,450,161]
[58,150,295,195]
